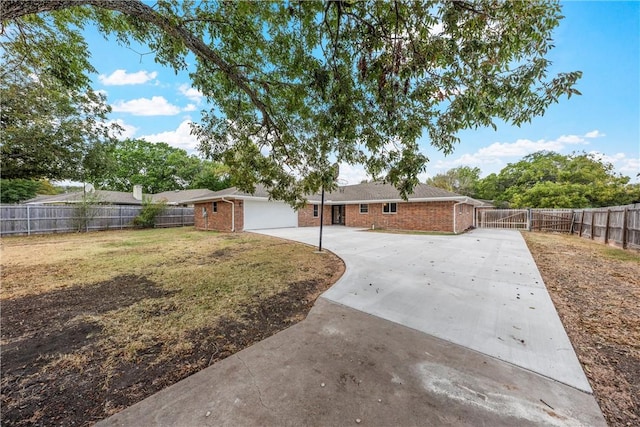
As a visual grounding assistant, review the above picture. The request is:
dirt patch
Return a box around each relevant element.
[1,262,343,426]
[523,232,639,427]
[1,275,171,339]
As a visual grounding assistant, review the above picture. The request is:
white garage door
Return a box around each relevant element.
[243,199,298,230]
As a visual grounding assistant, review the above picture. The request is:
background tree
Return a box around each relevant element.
[426,166,481,197]
[0,9,119,184]
[0,179,63,204]
[2,0,582,204]
[95,139,230,193]
[476,151,638,208]
[189,161,232,192]
[0,179,43,204]
[0,70,118,182]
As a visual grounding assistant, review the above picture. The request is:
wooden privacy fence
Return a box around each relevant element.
[476,205,640,249]
[0,205,194,236]
[573,205,640,250]
[530,209,574,232]
[477,209,529,229]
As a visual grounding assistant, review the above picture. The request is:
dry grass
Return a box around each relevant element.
[1,227,344,426]
[1,228,341,356]
[523,232,640,426]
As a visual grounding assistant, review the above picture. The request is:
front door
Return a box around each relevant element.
[332,205,345,225]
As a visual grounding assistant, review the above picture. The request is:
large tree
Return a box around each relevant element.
[0,6,119,183]
[95,139,222,193]
[0,65,118,182]
[1,0,582,204]
[477,151,638,208]
[426,166,481,197]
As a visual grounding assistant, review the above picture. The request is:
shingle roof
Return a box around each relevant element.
[24,189,211,205]
[153,189,216,204]
[24,190,142,205]
[186,182,485,205]
[305,181,466,203]
[185,184,272,203]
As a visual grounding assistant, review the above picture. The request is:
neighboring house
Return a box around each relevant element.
[24,185,212,207]
[191,182,489,233]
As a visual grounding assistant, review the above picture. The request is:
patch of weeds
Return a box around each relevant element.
[600,247,640,263]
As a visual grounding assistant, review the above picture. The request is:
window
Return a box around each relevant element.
[313,205,319,217]
[360,204,369,214]
[382,202,397,214]
[212,201,218,213]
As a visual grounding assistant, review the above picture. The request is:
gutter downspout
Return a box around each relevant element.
[453,198,470,234]
[221,198,235,232]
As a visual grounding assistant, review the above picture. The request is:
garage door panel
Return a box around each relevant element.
[243,200,297,230]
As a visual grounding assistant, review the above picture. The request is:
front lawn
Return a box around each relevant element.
[0,227,344,426]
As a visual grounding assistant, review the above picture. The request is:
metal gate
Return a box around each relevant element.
[478,209,529,229]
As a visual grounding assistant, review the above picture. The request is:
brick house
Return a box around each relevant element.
[190,182,485,233]
[189,186,298,232]
[299,182,481,233]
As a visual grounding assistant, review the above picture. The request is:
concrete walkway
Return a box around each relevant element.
[99,227,605,426]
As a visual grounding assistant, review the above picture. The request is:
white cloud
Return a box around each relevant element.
[588,151,640,181]
[178,84,204,103]
[588,151,626,164]
[620,158,640,181]
[111,96,181,116]
[584,130,605,138]
[556,134,585,144]
[140,120,198,152]
[108,119,138,139]
[434,133,590,171]
[431,132,639,182]
[98,69,158,86]
[183,103,198,112]
[337,163,370,185]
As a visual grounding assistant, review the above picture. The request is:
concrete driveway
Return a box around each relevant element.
[99,227,605,427]
[258,227,590,392]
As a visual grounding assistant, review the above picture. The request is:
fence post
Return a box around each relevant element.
[621,207,629,249]
[569,210,575,234]
[590,211,595,240]
[27,205,31,236]
[604,208,611,244]
[527,209,532,231]
[578,211,584,237]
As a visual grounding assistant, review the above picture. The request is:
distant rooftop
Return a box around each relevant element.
[24,188,213,206]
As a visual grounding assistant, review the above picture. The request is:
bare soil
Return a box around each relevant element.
[1,229,344,426]
[523,232,640,427]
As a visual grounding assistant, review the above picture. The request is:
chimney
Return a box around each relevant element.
[133,185,143,201]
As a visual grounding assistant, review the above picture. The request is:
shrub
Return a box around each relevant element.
[133,198,167,228]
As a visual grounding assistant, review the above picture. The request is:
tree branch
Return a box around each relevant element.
[1,0,279,135]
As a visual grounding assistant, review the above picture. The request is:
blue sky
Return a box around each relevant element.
[84,1,639,184]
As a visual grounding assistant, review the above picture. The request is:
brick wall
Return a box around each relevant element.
[453,202,474,233]
[298,204,332,226]
[344,202,456,232]
[194,200,244,232]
